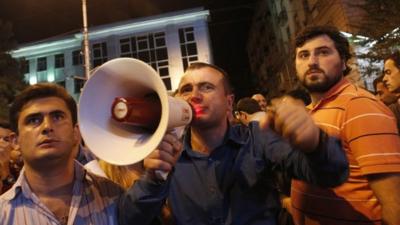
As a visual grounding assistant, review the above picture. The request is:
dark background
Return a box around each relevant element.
[0,0,260,98]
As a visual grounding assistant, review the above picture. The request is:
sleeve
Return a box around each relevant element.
[342,96,400,175]
[118,176,169,225]
[260,126,349,188]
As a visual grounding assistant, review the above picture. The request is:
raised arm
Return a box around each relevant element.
[258,96,348,187]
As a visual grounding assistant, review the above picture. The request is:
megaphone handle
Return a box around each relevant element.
[154,128,185,180]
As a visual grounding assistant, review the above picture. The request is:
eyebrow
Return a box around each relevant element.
[298,45,332,53]
[24,110,66,120]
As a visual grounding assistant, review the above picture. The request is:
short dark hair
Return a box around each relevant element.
[185,62,233,94]
[9,83,77,132]
[295,25,352,76]
[0,119,11,130]
[373,75,385,91]
[236,97,261,114]
[384,50,400,69]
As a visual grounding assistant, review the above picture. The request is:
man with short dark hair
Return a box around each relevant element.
[383,51,400,131]
[119,62,349,225]
[292,25,400,225]
[373,75,397,105]
[234,97,262,126]
[0,83,124,225]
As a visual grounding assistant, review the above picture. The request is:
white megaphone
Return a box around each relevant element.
[78,58,192,166]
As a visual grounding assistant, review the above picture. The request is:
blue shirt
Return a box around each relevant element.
[119,122,348,225]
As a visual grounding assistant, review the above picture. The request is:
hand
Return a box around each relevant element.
[270,96,319,152]
[143,132,183,181]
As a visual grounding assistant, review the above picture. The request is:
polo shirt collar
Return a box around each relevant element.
[308,78,350,111]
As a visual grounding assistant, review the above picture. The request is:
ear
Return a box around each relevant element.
[9,132,19,149]
[342,59,347,72]
[226,93,235,112]
[73,124,81,145]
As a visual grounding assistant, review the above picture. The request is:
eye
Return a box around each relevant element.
[178,85,193,96]
[297,51,309,59]
[384,70,391,75]
[199,83,214,92]
[25,115,42,126]
[319,49,330,55]
[52,112,65,121]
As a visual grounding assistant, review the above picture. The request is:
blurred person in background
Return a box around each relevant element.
[0,119,22,194]
[234,97,263,126]
[252,93,268,111]
[373,75,397,106]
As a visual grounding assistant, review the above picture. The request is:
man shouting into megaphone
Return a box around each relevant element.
[119,62,349,225]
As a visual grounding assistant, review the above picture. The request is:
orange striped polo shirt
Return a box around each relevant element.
[291,78,400,225]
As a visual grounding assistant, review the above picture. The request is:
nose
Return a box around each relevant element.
[41,116,54,135]
[383,75,388,83]
[188,87,202,103]
[308,54,319,67]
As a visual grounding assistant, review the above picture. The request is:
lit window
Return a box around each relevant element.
[55,54,65,68]
[119,32,171,90]
[179,27,198,70]
[92,42,108,67]
[37,57,47,71]
[72,50,83,65]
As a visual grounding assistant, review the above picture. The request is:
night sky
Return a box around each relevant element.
[0,0,259,98]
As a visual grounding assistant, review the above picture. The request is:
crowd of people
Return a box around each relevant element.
[0,25,399,225]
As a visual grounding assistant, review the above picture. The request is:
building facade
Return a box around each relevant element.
[11,8,211,100]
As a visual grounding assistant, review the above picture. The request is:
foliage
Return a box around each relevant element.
[0,19,27,120]
[349,0,400,78]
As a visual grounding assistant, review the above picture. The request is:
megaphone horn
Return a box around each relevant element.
[78,58,192,165]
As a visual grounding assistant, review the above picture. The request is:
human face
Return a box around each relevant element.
[0,127,13,162]
[376,82,398,105]
[295,35,346,93]
[252,94,267,111]
[176,67,234,129]
[0,127,12,148]
[383,59,400,93]
[17,97,79,170]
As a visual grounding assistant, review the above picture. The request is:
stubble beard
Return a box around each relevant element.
[301,70,342,93]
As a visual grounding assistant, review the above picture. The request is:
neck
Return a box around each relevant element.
[309,93,325,107]
[24,160,75,196]
[190,120,228,155]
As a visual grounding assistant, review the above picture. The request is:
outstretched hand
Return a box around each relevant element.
[143,132,183,181]
[267,96,319,152]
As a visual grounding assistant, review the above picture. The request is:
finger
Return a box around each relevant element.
[144,149,175,171]
[281,116,305,141]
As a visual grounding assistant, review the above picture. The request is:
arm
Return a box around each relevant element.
[260,96,348,187]
[367,173,400,225]
[118,132,182,225]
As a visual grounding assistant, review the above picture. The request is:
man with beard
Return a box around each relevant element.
[291,25,400,225]
[119,62,349,225]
